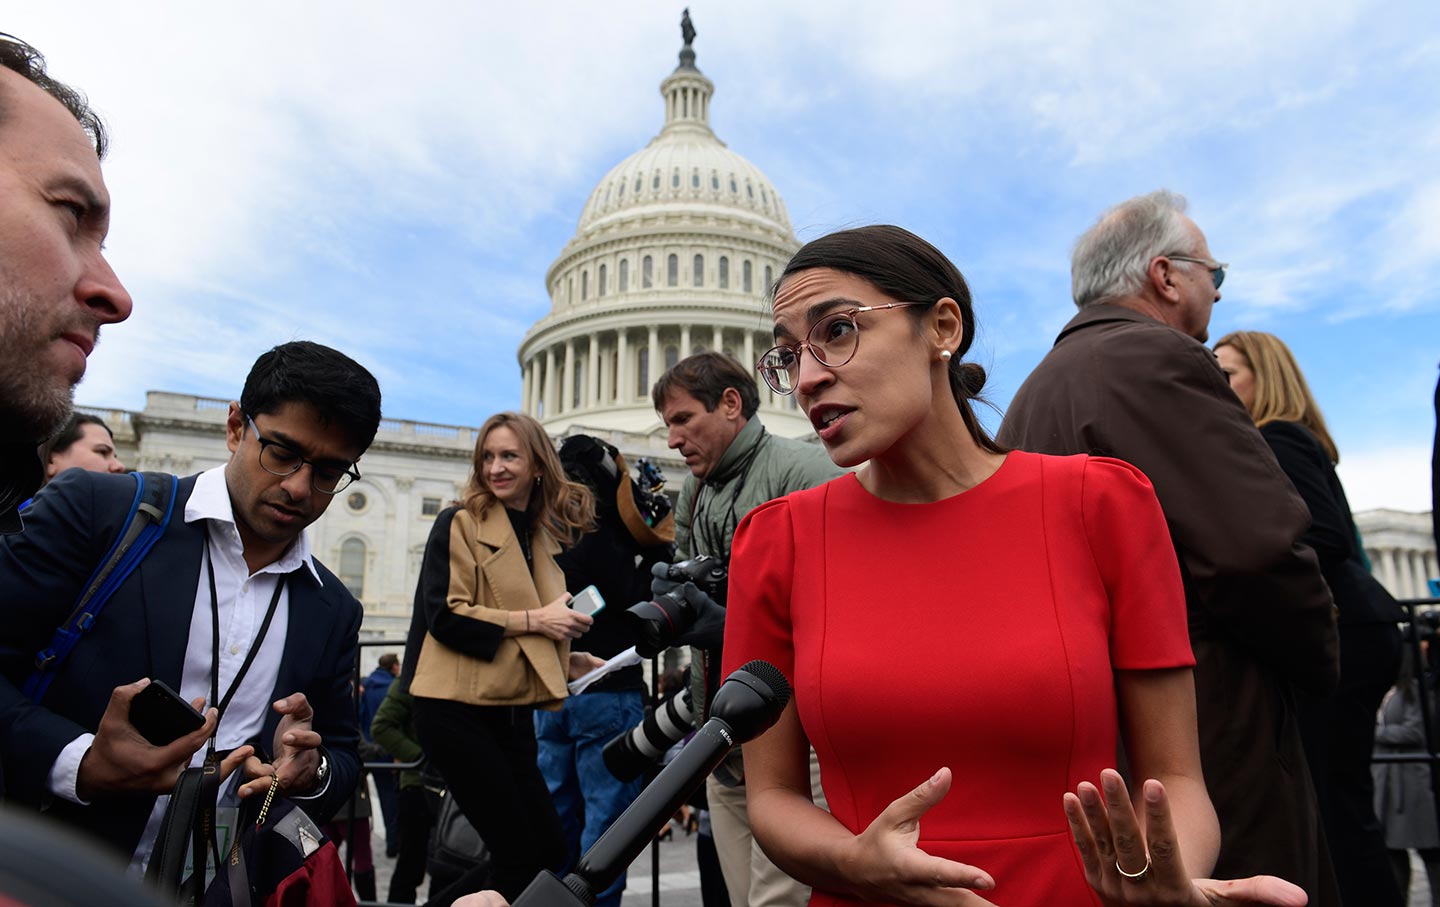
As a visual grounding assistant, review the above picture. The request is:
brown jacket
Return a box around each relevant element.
[407,504,570,710]
[999,304,1340,901]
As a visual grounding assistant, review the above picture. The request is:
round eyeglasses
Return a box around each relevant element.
[756,302,928,395]
[245,414,361,494]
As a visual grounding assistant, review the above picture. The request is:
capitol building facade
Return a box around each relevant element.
[81,22,1437,638]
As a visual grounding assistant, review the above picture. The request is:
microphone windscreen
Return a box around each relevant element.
[736,659,791,711]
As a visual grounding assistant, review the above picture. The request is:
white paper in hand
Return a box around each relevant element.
[568,646,644,695]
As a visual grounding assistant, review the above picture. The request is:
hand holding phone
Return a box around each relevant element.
[570,585,606,617]
[128,679,206,746]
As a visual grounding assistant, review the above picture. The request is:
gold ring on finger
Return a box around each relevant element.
[1115,851,1150,881]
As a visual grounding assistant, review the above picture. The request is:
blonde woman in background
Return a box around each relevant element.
[401,412,601,905]
[1215,331,1407,907]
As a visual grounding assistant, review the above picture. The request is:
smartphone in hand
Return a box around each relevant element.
[129,680,205,746]
[571,585,606,617]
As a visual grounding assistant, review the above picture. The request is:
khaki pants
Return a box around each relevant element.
[707,749,826,907]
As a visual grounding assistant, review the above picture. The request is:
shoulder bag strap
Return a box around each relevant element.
[25,472,178,703]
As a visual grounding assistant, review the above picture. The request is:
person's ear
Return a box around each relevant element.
[720,387,744,420]
[1147,256,1181,304]
[930,298,965,358]
[225,402,245,454]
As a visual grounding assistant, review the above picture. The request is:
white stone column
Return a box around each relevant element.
[743,331,755,372]
[712,325,722,353]
[563,338,576,414]
[617,329,631,403]
[587,336,600,409]
[1393,555,1416,604]
[1380,548,1397,595]
[600,336,613,405]
[544,346,557,418]
[521,358,533,415]
[680,325,691,358]
[647,325,661,396]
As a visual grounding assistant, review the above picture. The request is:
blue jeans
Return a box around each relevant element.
[536,690,646,907]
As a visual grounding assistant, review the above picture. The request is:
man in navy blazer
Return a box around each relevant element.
[0,341,380,865]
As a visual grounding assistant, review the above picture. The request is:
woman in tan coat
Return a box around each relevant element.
[402,412,599,902]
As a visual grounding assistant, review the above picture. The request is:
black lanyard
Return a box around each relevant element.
[202,537,286,763]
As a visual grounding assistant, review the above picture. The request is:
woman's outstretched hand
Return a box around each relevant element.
[841,767,998,907]
[1064,769,1308,907]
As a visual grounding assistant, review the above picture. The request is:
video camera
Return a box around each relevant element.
[624,556,727,657]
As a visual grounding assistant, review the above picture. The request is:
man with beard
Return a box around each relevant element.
[0,35,132,532]
[0,341,378,870]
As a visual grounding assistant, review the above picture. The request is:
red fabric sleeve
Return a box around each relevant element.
[1082,457,1195,670]
[721,497,797,681]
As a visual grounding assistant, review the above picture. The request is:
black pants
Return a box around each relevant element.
[1300,622,1405,907]
[413,697,567,902]
[388,785,435,904]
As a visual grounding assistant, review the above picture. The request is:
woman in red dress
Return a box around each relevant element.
[721,226,1308,907]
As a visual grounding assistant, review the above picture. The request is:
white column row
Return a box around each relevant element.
[524,327,789,418]
[1371,546,1440,600]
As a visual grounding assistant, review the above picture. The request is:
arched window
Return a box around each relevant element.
[637,347,650,395]
[691,169,700,188]
[746,182,754,199]
[643,256,654,288]
[617,179,625,197]
[339,538,365,598]
[567,277,573,304]
[653,171,660,190]
[665,344,679,369]
[672,169,680,189]
[667,254,678,287]
[619,259,629,293]
[635,175,642,193]
[581,270,589,300]
[711,172,719,190]
[743,260,753,293]
[764,265,773,290]
[719,256,729,289]
[693,254,704,287]
[598,264,607,297]
[729,175,737,193]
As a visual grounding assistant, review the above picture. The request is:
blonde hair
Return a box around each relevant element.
[1214,331,1340,464]
[464,412,595,547]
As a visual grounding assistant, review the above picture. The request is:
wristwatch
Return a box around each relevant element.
[313,749,330,788]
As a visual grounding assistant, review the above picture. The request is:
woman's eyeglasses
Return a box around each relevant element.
[756,303,927,395]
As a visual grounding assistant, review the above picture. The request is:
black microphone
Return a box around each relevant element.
[512,660,791,907]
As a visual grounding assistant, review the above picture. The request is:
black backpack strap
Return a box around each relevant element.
[24,472,178,703]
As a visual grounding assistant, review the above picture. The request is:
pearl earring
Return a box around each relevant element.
[940,350,953,361]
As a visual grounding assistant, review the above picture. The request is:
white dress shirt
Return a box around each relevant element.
[45,465,322,870]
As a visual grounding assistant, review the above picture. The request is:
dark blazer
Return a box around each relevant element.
[1260,420,1405,625]
[999,304,1340,902]
[0,469,362,858]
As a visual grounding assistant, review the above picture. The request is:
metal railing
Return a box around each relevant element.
[1372,597,1440,838]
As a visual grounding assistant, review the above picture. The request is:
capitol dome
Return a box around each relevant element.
[517,20,811,445]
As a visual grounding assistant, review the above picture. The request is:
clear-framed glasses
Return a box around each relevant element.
[1165,254,1228,290]
[756,302,928,395]
[244,414,360,494]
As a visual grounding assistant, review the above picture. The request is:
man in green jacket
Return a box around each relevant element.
[652,351,841,907]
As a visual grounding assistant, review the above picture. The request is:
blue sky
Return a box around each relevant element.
[13,1,1439,511]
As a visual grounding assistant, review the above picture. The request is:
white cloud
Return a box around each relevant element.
[1337,445,1434,514]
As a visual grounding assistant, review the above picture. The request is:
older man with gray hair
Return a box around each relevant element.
[999,190,1345,905]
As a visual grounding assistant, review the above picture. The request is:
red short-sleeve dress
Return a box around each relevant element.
[722,452,1195,907]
